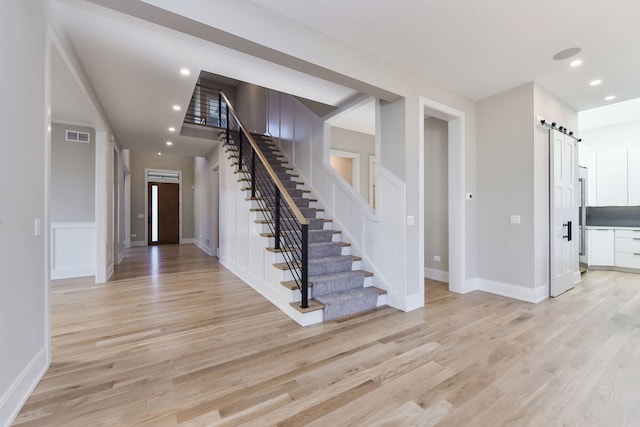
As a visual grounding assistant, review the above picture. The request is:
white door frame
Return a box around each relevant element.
[419,97,467,295]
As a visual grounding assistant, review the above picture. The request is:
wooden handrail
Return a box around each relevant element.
[219,91,309,226]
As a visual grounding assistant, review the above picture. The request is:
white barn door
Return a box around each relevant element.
[550,129,579,297]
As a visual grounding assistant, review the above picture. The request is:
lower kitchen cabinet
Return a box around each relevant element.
[615,229,640,269]
[588,228,615,266]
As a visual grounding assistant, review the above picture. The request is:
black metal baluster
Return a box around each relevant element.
[218,92,222,128]
[274,187,281,250]
[301,223,309,309]
[251,149,256,199]
[238,129,243,171]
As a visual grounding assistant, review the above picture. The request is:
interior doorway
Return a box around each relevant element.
[424,117,449,283]
[147,182,179,245]
[419,97,467,298]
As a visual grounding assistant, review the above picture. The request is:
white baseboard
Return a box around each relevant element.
[130,240,147,247]
[0,347,48,427]
[50,266,95,280]
[106,263,114,282]
[424,268,449,282]
[180,238,197,245]
[117,250,125,265]
[194,240,214,256]
[475,278,548,303]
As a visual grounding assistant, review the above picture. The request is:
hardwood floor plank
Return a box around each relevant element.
[13,246,640,426]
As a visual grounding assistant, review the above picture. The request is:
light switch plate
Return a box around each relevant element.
[510,215,521,224]
[407,216,415,226]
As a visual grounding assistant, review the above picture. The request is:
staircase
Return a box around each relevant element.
[224,131,387,323]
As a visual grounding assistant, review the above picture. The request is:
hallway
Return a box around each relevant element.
[13,245,640,425]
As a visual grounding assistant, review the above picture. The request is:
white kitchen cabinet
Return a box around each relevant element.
[585,150,597,206]
[596,150,627,206]
[615,229,640,269]
[588,228,615,266]
[628,148,640,206]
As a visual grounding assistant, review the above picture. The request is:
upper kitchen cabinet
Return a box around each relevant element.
[628,148,640,206]
[596,150,628,206]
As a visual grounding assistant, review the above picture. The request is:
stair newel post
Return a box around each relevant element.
[250,148,256,198]
[274,187,281,250]
[301,223,309,309]
[238,129,243,171]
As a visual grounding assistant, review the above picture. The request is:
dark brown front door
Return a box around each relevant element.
[148,182,179,245]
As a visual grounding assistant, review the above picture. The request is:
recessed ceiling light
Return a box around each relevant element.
[605,95,616,101]
[158,152,162,156]
[589,79,602,86]
[166,141,173,146]
[172,105,181,111]
[553,47,581,61]
[569,59,583,67]
[179,68,191,76]
[168,126,176,132]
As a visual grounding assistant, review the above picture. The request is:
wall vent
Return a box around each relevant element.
[66,130,90,143]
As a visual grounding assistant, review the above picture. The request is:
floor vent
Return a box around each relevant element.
[66,130,90,143]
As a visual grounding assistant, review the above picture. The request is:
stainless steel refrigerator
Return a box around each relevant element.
[578,166,588,267]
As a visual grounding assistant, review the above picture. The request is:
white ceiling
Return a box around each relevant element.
[251,0,640,111]
[50,0,640,157]
[50,0,358,157]
[329,99,376,135]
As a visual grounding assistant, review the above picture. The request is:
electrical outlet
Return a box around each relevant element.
[434,255,441,262]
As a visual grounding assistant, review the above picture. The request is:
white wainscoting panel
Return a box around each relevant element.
[51,222,96,280]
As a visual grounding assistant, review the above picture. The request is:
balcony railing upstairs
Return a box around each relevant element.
[185,84,229,129]
[210,90,310,309]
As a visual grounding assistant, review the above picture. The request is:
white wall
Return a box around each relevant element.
[581,118,640,152]
[477,83,536,292]
[235,82,267,134]
[0,1,49,425]
[50,124,95,222]
[194,155,215,255]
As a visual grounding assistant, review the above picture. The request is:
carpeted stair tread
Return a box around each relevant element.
[308,255,353,276]
[314,287,379,321]
[310,270,365,296]
[308,241,343,258]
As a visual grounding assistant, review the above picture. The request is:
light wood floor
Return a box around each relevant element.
[14,245,640,426]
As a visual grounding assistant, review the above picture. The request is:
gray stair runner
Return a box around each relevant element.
[248,133,379,321]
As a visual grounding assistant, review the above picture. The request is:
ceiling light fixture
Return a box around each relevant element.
[179,68,191,76]
[553,47,581,61]
[589,79,602,86]
[172,105,181,111]
[166,141,173,146]
[158,152,162,156]
[605,95,616,101]
[168,126,176,132]
[569,59,583,67]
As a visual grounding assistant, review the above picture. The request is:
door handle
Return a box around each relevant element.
[563,221,572,241]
